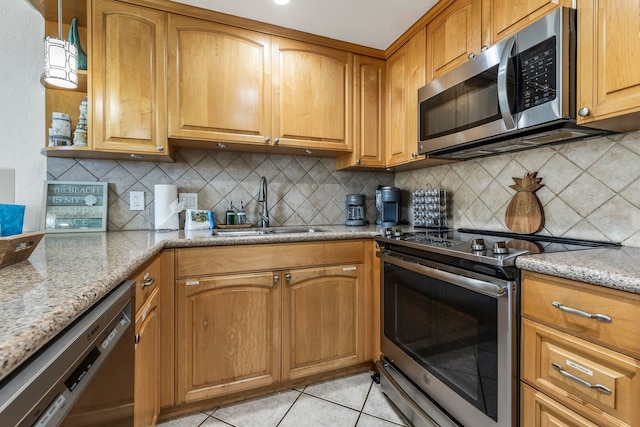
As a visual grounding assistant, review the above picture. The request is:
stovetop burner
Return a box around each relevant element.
[376,227,621,267]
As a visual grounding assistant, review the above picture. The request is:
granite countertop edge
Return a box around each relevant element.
[516,246,640,294]
[0,227,381,381]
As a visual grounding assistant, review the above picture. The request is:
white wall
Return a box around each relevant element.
[0,0,45,231]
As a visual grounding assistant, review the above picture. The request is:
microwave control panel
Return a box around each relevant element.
[517,36,557,112]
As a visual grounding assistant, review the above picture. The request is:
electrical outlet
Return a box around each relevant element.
[130,191,145,211]
[179,193,198,210]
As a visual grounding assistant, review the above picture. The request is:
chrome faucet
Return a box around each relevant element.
[258,176,269,228]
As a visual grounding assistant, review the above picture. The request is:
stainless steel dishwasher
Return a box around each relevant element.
[0,280,135,426]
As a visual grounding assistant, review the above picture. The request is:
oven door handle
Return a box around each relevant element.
[378,251,509,298]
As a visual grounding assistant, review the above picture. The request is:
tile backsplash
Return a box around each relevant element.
[46,150,393,230]
[395,130,640,247]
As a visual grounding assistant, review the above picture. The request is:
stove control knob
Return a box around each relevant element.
[394,229,403,237]
[493,241,509,254]
[471,239,486,251]
[384,227,393,237]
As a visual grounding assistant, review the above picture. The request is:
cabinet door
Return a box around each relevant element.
[486,0,571,45]
[426,0,481,82]
[282,264,364,380]
[386,29,426,166]
[91,0,168,156]
[272,38,353,152]
[167,15,272,145]
[337,55,386,169]
[135,287,161,427]
[521,384,600,427]
[176,272,281,403]
[577,0,640,130]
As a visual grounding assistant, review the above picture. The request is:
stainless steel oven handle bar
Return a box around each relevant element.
[497,37,516,130]
[378,251,508,298]
[551,362,612,395]
[551,301,612,322]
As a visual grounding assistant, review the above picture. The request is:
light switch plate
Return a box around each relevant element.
[130,191,145,210]
[179,193,198,210]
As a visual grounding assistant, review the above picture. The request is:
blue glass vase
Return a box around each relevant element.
[68,17,87,71]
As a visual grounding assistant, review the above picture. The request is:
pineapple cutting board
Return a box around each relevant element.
[505,172,544,234]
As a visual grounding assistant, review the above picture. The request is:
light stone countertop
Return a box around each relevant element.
[0,225,381,382]
[2,226,639,383]
[516,246,640,294]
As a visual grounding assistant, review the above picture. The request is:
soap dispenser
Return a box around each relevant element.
[236,201,247,225]
[225,201,236,225]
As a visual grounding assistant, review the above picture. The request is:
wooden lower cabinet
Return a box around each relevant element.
[282,265,364,380]
[170,241,370,407]
[520,271,640,427]
[176,272,281,404]
[521,383,600,427]
[135,286,161,427]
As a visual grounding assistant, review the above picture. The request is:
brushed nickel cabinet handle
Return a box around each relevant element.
[156,145,164,152]
[551,301,611,322]
[468,52,475,59]
[134,333,140,345]
[551,362,611,395]
[285,273,291,282]
[273,275,280,283]
[274,138,280,144]
[141,273,155,289]
[265,136,271,143]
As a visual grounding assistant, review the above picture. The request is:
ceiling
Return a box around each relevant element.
[170,0,439,50]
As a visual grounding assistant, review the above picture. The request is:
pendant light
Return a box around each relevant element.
[42,0,78,89]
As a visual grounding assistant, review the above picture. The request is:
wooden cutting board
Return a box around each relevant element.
[505,172,545,234]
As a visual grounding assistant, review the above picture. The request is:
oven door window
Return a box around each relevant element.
[383,262,499,421]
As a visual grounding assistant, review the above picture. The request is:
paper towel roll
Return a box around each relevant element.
[154,184,179,230]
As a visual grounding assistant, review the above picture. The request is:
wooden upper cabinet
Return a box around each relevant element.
[91,0,168,157]
[426,0,481,82]
[577,0,640,131]
[386,28,426,167]
[272,38,353,152]
[486,0,571,45]
[167,15,272,145]
[336,55,386,169]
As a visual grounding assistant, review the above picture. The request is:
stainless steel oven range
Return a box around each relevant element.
[375,229,619,427]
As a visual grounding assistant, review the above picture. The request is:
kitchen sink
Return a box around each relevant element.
[212,227,326,237]
[212,229,270,237]
[268,227,326,234]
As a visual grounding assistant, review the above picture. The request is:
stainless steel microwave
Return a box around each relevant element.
[418,8,605,160]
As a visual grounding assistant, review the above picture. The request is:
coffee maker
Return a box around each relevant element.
[376,186,401,226]
[345,194,366,226]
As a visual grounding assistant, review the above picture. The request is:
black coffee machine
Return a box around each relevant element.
[376,186,400,227]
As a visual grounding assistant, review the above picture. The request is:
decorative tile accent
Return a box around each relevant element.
[46,149,393,231]
[396,130,640,246]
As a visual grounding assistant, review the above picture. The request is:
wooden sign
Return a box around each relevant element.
[42,181,108,233]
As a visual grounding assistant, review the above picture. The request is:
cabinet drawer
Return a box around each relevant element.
[176,241,365,277]
[522,271,640,357]
[132,255,162,312]
[521,383,599,427]
[522,318,640,427]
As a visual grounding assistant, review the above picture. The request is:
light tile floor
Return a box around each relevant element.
[158,372,408,427]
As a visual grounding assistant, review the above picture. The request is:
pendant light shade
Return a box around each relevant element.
[42,0,78,89]
[43,36,78,89]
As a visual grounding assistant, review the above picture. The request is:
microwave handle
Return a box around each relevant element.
[497,37,516,130]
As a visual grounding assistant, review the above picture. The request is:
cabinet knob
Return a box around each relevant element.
[134,333,140,345]
[411,152,418,158]
[356,159,361,165]
[578,107,591,117]
[468,52,475,59]
[265,136,271,143]
[156,145,164,152]
[274,138,280,145]
[481,45,488,52]
[285,273,291,282]
[273,275,280,283]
